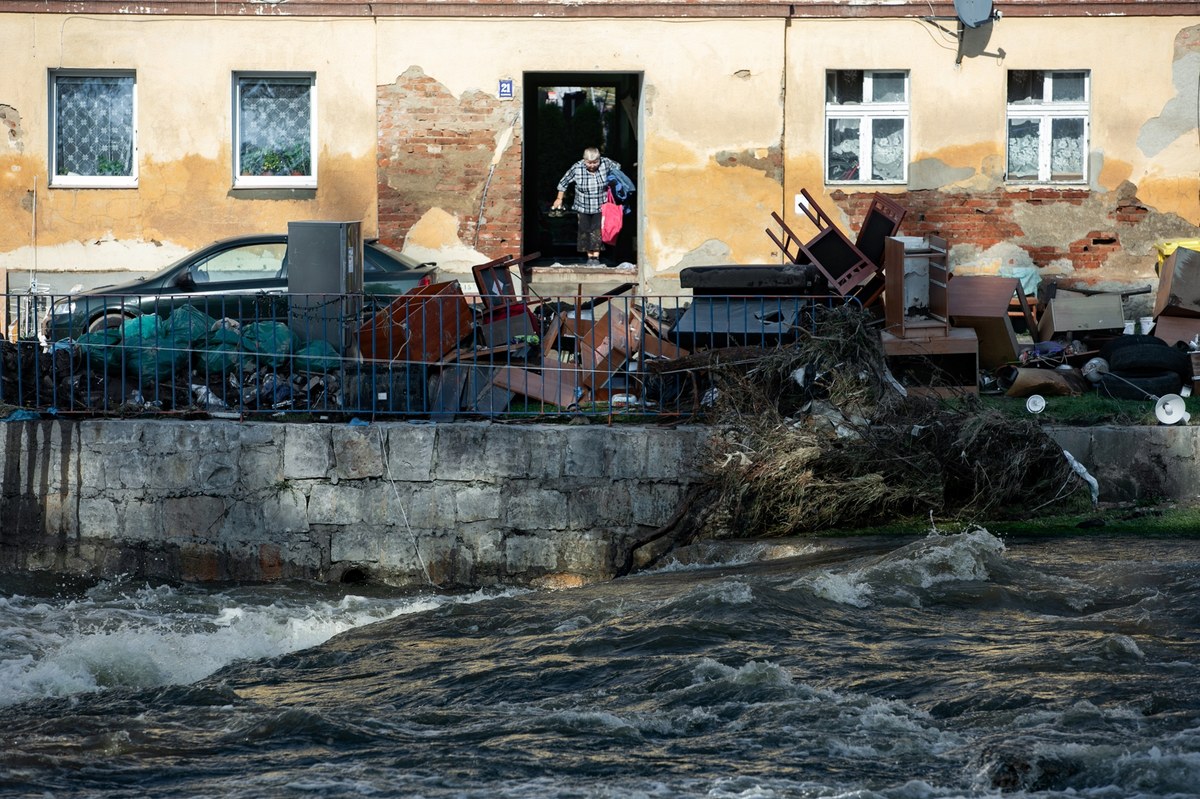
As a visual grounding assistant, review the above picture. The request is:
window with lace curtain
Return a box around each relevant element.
[825,70,908,184]
[233,73,316,188]
[1006,70,1089,183]
[50,71,137,188]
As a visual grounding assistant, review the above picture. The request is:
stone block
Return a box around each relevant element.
[118,496,162,541]
[503,532,558,573]
[604,427,648,479]
[283,425,333,479]
[504,483,569,531]
[433,423,492,481]
[568,483,629,530]
[404,483,457,529]
[554,531,616,574]
[643,428,706,480]
[331,527,383,563]
[262,486,310,534]
[238,441,284,490]
[333,426,384,480]
[385,424,436,481]
[77,496,119,539]
[455,484,501,523]
[41,492,79,538]
[80,419,145,450]
[563,426,611,478]
[517,427,563,480]
[162,495,228,540]
[482,425,534,478]
[308,483,366,526]
[216,499,262,543]
[195,451,240,492]
[631,482,686,527]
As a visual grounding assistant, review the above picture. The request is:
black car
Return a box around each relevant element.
[41,234,436,342]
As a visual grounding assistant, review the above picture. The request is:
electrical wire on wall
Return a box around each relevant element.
[474,111,520,251]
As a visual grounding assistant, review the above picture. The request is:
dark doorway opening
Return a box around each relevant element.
[523,72,641,268]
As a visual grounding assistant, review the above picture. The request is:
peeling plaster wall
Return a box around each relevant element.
[0,16,380,277]
[3,11,1198,296]
[374,18,786,293]
[783,17,1200,289]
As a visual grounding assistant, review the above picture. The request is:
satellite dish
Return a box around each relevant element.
[1154,394,1191,425]
[955,0,997,28]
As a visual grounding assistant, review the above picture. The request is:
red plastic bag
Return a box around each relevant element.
[601,188,623,245]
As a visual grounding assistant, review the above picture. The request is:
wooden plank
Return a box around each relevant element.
[948,275,1021,317]
[953,315,1019,369]
[882,327,978,357]
[429,364,470,421]
[491,364,578,407]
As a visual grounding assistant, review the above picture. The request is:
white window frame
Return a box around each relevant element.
[824,70,909,185]
[1005,70,1090,184]
[232,72,317,190]
[49,70,138,189]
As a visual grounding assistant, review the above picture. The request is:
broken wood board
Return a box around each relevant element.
[429,364,470,421]
[491,364,579,408]
[947,275,1028,368]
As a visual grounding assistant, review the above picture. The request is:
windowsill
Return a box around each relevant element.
[50,179,138,190]
[1004,181,1088,187]
[232,180,318,191]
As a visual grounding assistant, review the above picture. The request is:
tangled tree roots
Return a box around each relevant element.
[689,305,1087,540]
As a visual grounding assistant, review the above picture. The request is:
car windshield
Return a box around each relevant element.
[366,241,424,272]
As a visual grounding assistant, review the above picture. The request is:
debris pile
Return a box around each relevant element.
[629,305,1090,563]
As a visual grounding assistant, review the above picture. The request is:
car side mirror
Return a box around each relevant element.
[173,272,196,290]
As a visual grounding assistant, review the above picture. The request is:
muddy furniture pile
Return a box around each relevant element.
[352,252,698,418]
[760,193,1200,414]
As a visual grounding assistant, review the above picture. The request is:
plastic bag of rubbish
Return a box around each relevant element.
[165,305,218,346]
[75,328,123,372]
[294,340,341,373]
[190,384,231,411]
[239,322,297,371]
[241,371,294,409]
[198,326,242,375]
[121,314,188,381]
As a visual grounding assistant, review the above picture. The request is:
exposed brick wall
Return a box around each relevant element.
[830,187,1147,274]
[377,70,522,257]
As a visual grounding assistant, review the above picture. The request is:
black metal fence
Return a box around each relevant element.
[2,288,855,420]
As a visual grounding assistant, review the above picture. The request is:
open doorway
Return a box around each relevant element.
[523,72,641,268]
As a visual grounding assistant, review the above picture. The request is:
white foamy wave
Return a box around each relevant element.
[674,580,755,608]
[805,571,874,607]
[792,528,1006,607]
[0,583,518,707]
[691,657,796,689]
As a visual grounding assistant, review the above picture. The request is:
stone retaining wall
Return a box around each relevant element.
[0,420,710,588]
[1,420,1196,588]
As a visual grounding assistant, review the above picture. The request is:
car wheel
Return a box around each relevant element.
[1097,370,1183,400]
[87,313,130,333]
[1098,334,1168,361]
[1107,344,1193,383]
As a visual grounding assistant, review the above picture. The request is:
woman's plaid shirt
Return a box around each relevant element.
[557,157,620,213]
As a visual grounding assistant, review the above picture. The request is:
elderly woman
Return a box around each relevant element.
[551,147,620,266]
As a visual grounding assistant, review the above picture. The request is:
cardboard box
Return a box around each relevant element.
[1154,247,1200,319]
[1038,294,1124,340]
[1151,315,1200,349]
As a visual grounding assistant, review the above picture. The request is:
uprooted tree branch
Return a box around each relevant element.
[623,305,1089,573]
